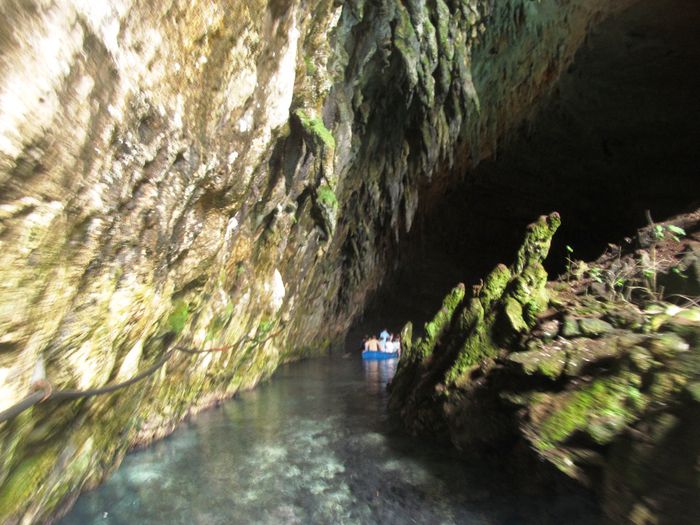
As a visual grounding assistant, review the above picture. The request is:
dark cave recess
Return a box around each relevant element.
[363,0,700,333]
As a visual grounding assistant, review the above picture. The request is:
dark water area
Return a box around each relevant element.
[60,354,600,525]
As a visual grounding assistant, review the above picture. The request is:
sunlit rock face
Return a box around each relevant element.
[0,0,635,521]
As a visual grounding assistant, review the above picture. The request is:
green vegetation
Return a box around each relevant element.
[536,374,643,451]
[303,55,317,76]
[258,319,275,334]
[316,184,338,210]
[504,296,528,333]
[168,301,189,334]
[565,244,574,279]
[250,318,276,345]
[206,303,235,341]
[0,446,59,522]
[440,214,560,386]
[294,109,335,149]
[444,324,495,385]
[481,264,511,306]
[588,265,603,283]
[414,284,465,361]
[654,224,686,241]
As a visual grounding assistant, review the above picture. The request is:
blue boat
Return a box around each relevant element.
[361,350,399,360]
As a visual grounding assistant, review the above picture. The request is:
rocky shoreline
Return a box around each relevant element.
[388,211,700,524]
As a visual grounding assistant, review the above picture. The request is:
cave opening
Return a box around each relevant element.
[355,0,700,338]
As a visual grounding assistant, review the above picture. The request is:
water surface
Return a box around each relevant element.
[60,355,599,524]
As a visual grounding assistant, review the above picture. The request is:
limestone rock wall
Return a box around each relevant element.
[0,0,635,522]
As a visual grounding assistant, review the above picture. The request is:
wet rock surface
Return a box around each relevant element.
[388,211,700,524]
[1,0,648,522]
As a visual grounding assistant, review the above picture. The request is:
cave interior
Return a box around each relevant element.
[355,0,700,340]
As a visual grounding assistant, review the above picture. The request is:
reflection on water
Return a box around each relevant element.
[362,358,397,395]
[60,354,599,525]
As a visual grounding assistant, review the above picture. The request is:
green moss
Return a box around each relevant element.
[504,296,527,333]
[539,359,564,380]
[393,6,420,88]
[578,318,614,337]
[628,346,654,372]
[258,319,275,334]
[509,347,565,379]
[0,446,59,521]
[459,297,485,333]
[316,184,338,210]
[561,317,581,337]
[250,318,276,345]
[167,300,189,334]
[303,55,317,76]
[511,263,548,305]
[535,375,643,451]
[522,298,545,328]
[434,0,453,58]
[648,372,687,399]
[206,304,234,341]
[513,213,561,275]
[294,109,335,149]
[418,283,465,359]
[392,213,563,437]
[480,264,511,306]
[400,321,413,356]
[687,381,700,403]
[444,325,496,385]
[44,438,94,512]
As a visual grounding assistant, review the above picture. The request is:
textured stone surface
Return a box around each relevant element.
[0,0,637,522]
[389,213,560,438]
[388,211,700,525]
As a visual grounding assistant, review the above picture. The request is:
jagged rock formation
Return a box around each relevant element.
[0,0,639,522]
[388,213,700,524]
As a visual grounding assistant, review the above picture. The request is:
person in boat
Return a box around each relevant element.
[366,336,380,352]
[384,336,395,353]
[363,335,370,351]
[379,329,390,351]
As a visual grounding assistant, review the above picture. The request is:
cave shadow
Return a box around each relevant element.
[343,0,700,522]
[356,0,700,341]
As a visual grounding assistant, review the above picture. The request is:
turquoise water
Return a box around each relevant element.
[59,355,599,524]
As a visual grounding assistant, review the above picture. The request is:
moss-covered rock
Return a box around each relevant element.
[508,343,566,379]
[390,213,560,434]
[389,209,700,524]
[294,109,336,150]
[0,0,646,521]
[444,213,560,386]
[578,317,614,337]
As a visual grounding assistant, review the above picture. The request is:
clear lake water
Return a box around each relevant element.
[59,354,601,525]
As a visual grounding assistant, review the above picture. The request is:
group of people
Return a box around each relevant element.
[363,329,401,354]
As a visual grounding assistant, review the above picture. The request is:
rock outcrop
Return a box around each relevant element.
[0,0,638,522]
[388,212,700,524]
